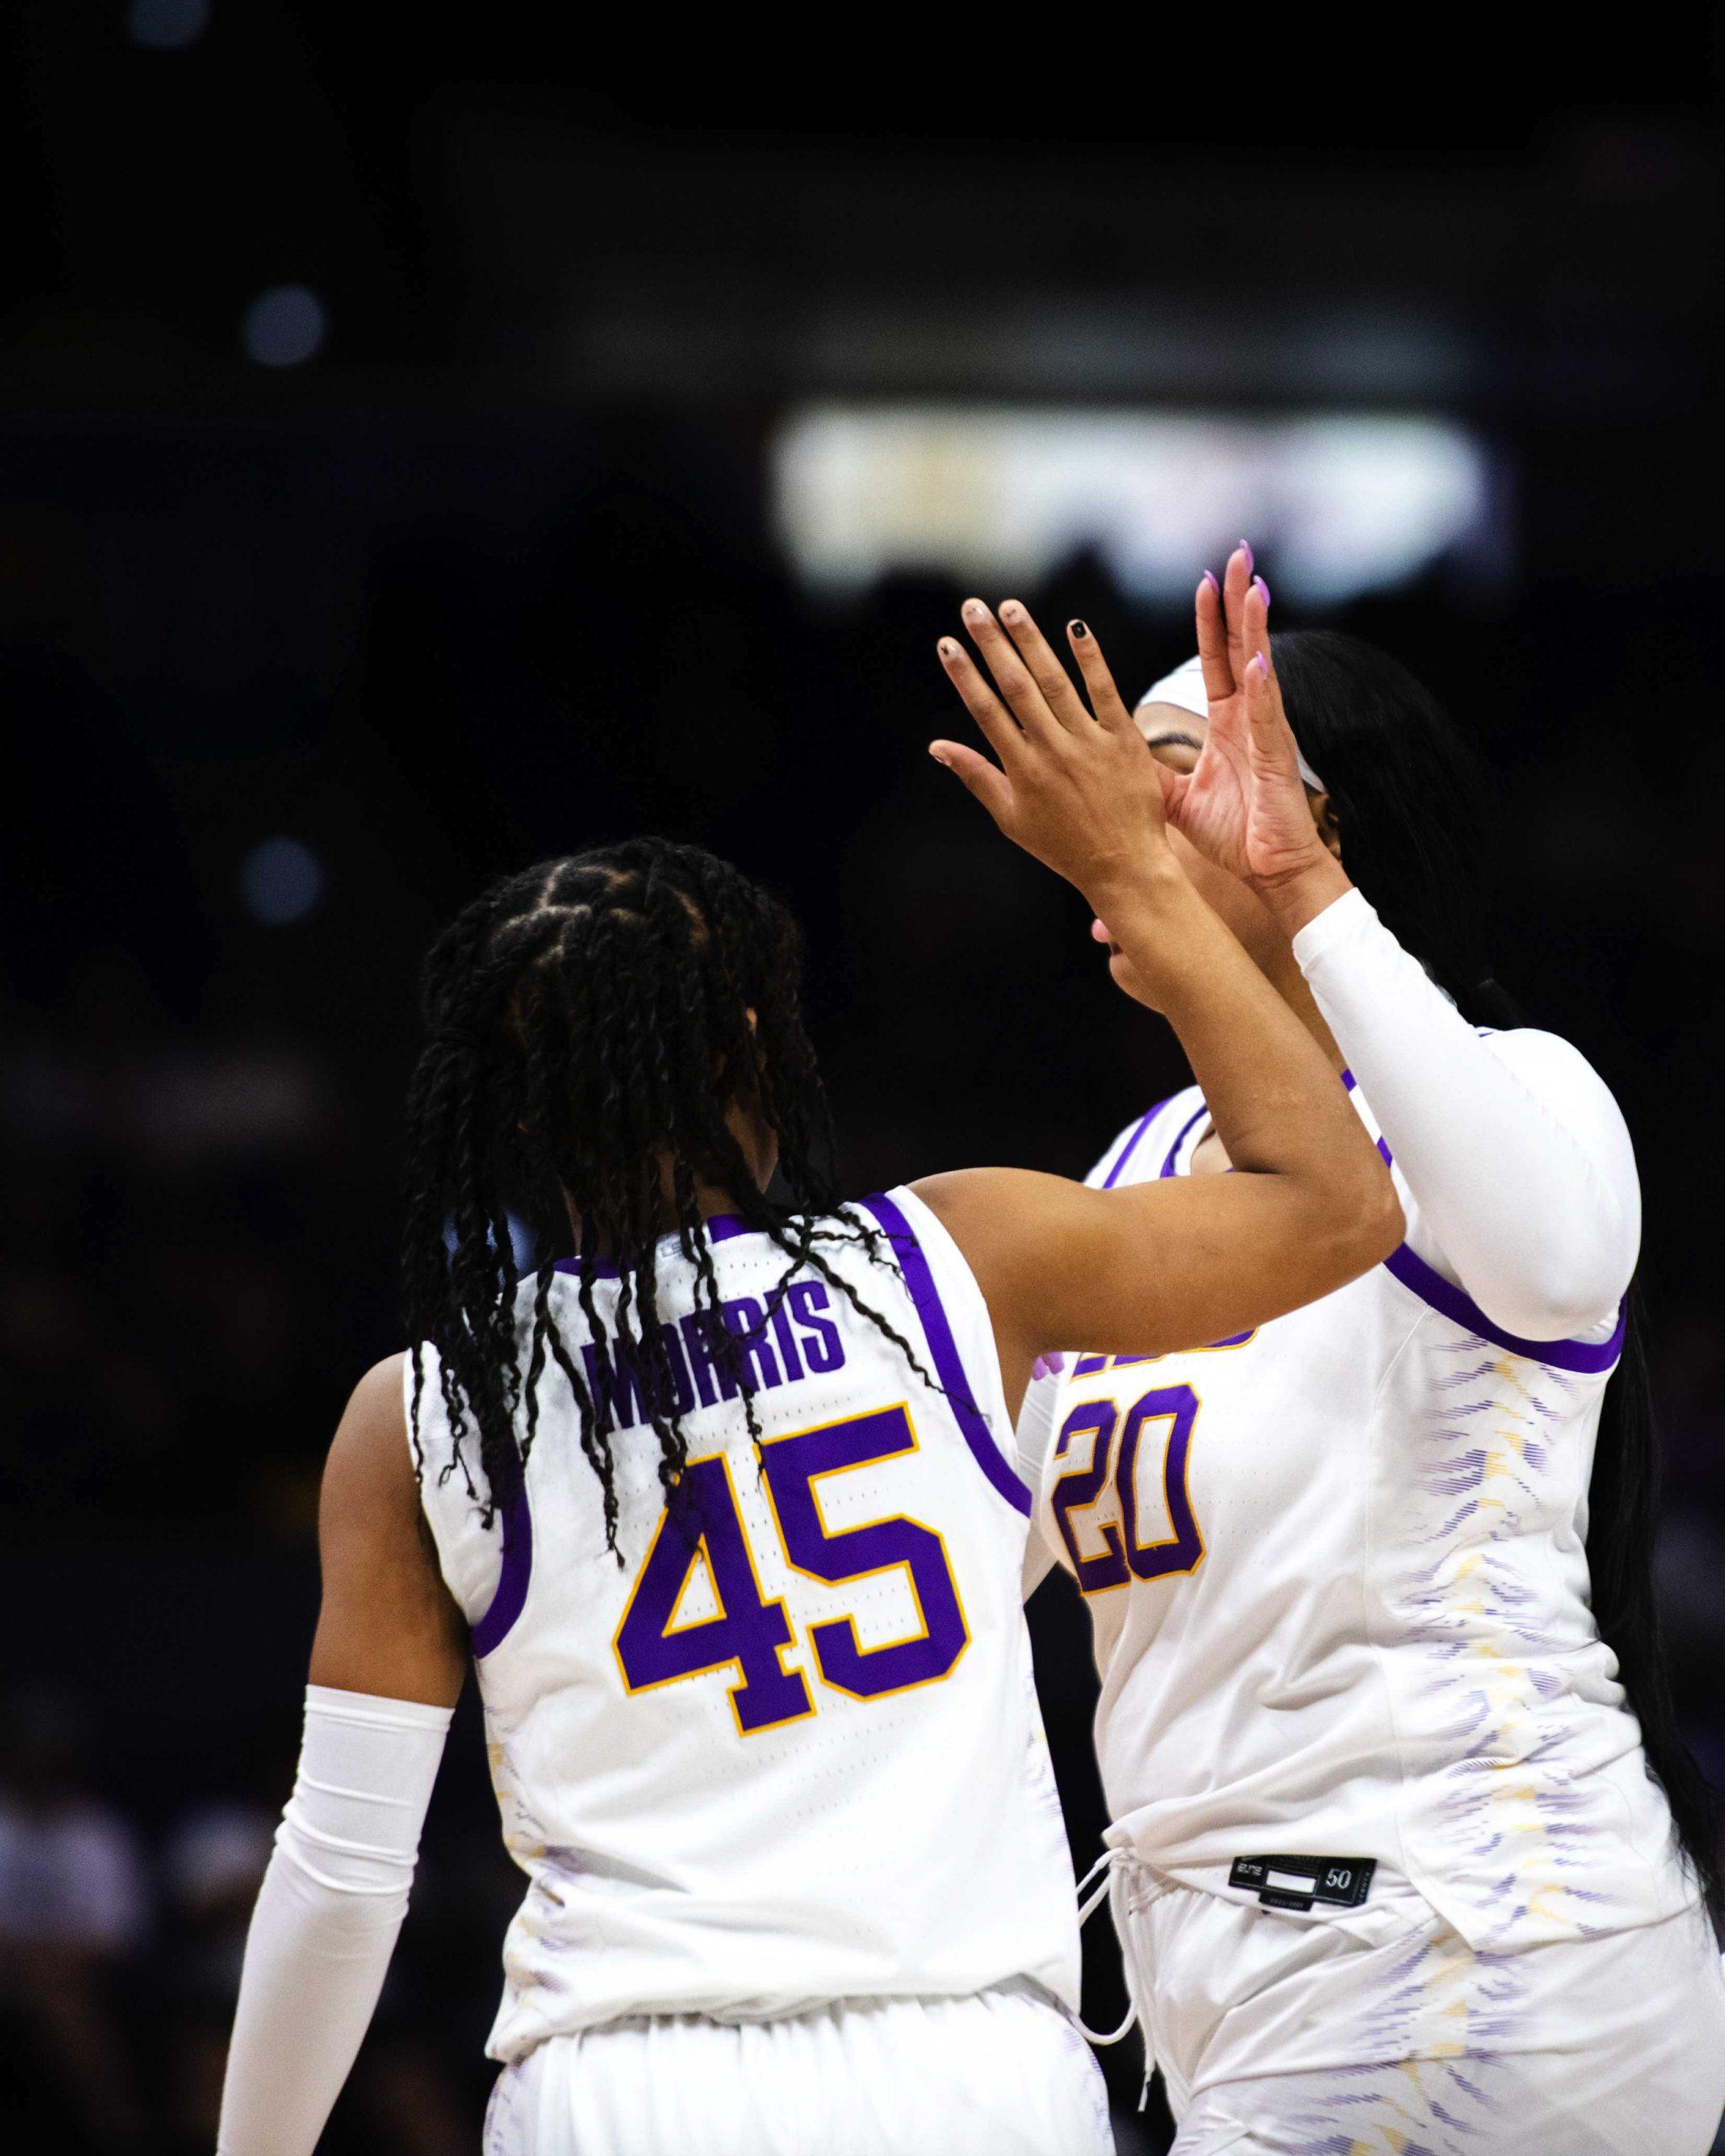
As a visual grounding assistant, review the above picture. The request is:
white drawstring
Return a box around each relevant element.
[1073,1845,1164,2111]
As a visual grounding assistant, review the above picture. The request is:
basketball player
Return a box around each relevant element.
[214,644,1399,2156]
[937,559,1725,2154]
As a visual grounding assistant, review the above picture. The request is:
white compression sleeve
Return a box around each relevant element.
[1293,889,1640,1341]
[216,1685,452,2156]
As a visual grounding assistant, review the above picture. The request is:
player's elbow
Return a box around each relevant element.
[1306,1169,1403,1287]
[1356,1170,1406,1269]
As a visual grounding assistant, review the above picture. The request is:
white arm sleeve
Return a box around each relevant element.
[1292,888,1639,1341]
[216,1685,452,2156]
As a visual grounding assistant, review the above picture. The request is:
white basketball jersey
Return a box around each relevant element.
[1023,1075,1693,1956]
[413,1189,1079,2063]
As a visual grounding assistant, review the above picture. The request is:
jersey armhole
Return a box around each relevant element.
[1090,1085,1204,1188]
[855,1187,1033,1518]
[1345,1082,1629,1375]
[402,1345,530,1657]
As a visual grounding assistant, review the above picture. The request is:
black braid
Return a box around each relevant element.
[401,841,939,1558]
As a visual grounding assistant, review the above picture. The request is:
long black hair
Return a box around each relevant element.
[1274,627,1721,1924]
[401,841,928,1556]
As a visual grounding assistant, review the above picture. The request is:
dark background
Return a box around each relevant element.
[4,8,1724,2152]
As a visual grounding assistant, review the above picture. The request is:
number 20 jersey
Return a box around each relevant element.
[1023,1081,1692,1957]
[411,1188,1080,2063]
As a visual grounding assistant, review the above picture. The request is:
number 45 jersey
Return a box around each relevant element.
[411,1190,1079,2063]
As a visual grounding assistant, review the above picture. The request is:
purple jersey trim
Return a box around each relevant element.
[1101,1096,1175,1188]
[1157,1102,1211,1180]
[553,1213,756,1283]
[1381,1239,1626,1374]
[857,1192,1033,1518]
[1346,1070,1625,1372]
[471,1482,532,1657]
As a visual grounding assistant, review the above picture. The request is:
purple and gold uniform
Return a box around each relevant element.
[414,1189,1110,2156]
[1022,888,1725,2154]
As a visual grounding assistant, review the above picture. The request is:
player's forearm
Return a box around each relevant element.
[1095,868,1395,1241]
[217,1688,451,2156]
[217,1847,406,2156]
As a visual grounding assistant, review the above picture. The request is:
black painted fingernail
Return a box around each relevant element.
[1071,620,1089,639]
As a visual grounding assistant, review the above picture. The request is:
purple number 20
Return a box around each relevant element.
[614,1405,969,1734]
[1050,1384,1204,1595]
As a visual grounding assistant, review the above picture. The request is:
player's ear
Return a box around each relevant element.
[1311,792,1343,862]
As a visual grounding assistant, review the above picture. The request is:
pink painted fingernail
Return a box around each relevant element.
[1201,570,1220,595]
[1239,539,1254,572]
[1253,574,1271,607]
[1032,1352,1068,1380]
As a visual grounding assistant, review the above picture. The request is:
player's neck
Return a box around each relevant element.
[561,1171,753,1259]
[687,1175,748,1223]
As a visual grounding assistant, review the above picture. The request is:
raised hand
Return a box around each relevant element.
[1162,545,1333,899]
[931,599,1174,910]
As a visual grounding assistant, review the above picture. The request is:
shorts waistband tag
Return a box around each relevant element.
[1228,1855,1375,1913]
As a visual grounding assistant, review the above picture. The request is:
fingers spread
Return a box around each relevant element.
[937,635,1022,764]
[1219,542,1260,683]
[997,600,1089,730]
[960,599,1062,743]
[1240,573,1273,677]
[1065,620,1136,735]
[1195,571,1234,705]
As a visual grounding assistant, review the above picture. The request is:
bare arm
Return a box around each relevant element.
[309,1353,468,1707]
[916,600,1402,1412]
[216,1359,465,2156]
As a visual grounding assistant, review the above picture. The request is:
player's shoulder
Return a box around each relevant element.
[1478,1027,1630,1143]
[1481,1022,1607,1085]
[1086,1083,1205,1190]
[323,1352,417,1509]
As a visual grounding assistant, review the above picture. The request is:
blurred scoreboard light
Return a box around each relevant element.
[772,407,1505,610]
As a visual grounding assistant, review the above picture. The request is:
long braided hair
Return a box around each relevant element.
[401,841,932,1556]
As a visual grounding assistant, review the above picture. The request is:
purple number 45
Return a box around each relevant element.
[613,1405,969,1734]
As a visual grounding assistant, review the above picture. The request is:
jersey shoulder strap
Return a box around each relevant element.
[854,1186,1031,1518]
[403,1342,511,1634]
[1087,1084,1205,1189]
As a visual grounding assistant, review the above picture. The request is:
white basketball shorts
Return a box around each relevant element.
[481,1983,1114,2156]
[1114,1867,1725,2156]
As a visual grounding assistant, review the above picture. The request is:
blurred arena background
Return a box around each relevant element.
[4,9,1724,2151]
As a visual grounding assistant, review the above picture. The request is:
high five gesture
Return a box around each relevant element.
[1166,544,1353,936]
[930,598,1171,910]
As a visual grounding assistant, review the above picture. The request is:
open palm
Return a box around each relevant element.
[1162,547,1331,894]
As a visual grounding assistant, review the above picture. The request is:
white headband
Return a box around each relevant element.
[1137,654,1326,792]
